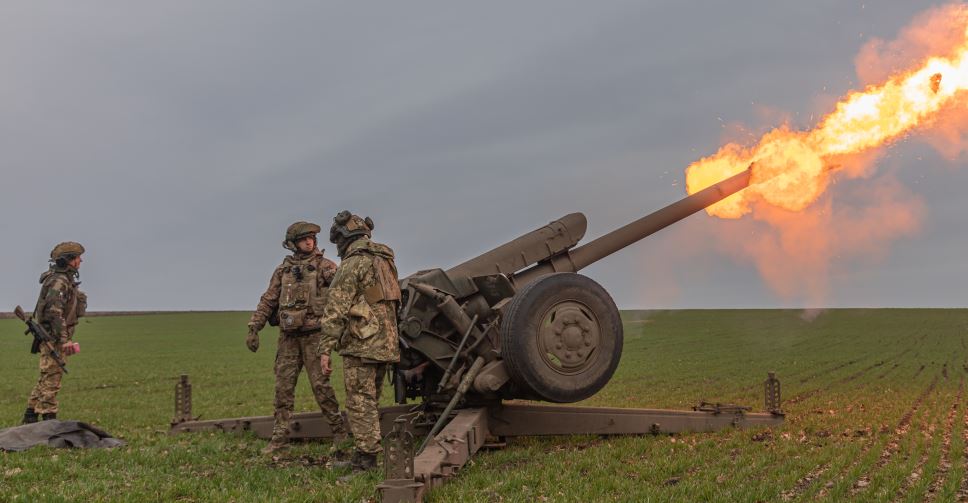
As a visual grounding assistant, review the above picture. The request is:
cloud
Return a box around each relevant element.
[0,1,962,310]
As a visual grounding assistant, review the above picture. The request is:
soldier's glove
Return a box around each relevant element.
[246,328,260,352]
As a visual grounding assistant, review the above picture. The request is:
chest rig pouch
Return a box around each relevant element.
[64,288,81,326]
[279,260,326,332]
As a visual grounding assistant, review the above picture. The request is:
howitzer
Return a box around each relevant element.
[394,166,753,404]
[13,305,68,373]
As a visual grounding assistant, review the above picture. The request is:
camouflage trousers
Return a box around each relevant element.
[272,331,345,442]
[342,356,388,455]
[27,344,69,414]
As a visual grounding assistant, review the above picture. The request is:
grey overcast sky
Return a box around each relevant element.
[1,1,965,311]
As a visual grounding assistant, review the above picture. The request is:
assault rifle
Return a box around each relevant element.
[13,305,68,373]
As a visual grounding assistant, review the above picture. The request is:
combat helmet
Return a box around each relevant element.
[329,211,373,256]
[282,221,321,252]
[50,242,85,263]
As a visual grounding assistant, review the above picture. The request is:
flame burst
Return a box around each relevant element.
[686,4,968,218]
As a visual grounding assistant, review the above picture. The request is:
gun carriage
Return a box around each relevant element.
[171,166,783,502]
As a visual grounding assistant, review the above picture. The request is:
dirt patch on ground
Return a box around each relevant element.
[780,463,830,501]
[814,374,939,499]
[267,454,332,468]
[924,378,960,502]
[848,375,940,497]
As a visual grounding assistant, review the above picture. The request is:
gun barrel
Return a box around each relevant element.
[445,213,588,279]
[569,166,751,269]
[512,166,752,285]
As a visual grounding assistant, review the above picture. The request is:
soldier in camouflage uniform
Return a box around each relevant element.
[23,242,88,424]
[247,221,347,454]
[318,211,400,471]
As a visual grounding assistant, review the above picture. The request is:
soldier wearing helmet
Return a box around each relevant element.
[318,211,400,472]
[247,221,347,454]
[22,242,88,424]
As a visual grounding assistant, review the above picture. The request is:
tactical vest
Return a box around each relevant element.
[278,256,327,332]
[33,270,84,328]
[65,291,87,326]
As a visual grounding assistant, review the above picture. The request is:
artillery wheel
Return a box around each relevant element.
[501,273,623,403]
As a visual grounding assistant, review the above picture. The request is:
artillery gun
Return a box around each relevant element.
[395,168,753,408]
[171,165,783,502]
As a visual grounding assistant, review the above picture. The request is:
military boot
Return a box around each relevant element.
[22,408,38,424]
[331,423,349,444]
[331,431,348,444]
[332,450,378,472]
[354,451,378,471]
[261,437,289,455]
[329,425,351,459]
[41,412,57,421]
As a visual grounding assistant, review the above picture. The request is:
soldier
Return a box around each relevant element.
[247,221,347,454]
[23,242,87,424]
[318,210,400,471]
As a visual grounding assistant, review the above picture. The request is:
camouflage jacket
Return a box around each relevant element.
[317,237,401,362]
[248,249,337,333]
[33,266,86,344]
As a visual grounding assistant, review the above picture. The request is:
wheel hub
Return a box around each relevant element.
[538,301,602,375]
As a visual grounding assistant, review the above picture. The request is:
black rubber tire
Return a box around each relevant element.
[501,273,623,403]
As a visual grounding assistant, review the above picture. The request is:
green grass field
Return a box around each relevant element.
[1,310,966,502]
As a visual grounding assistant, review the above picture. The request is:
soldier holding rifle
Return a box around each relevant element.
[20,242,87,424]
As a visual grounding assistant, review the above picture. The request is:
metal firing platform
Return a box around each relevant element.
[170,374,784,502]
